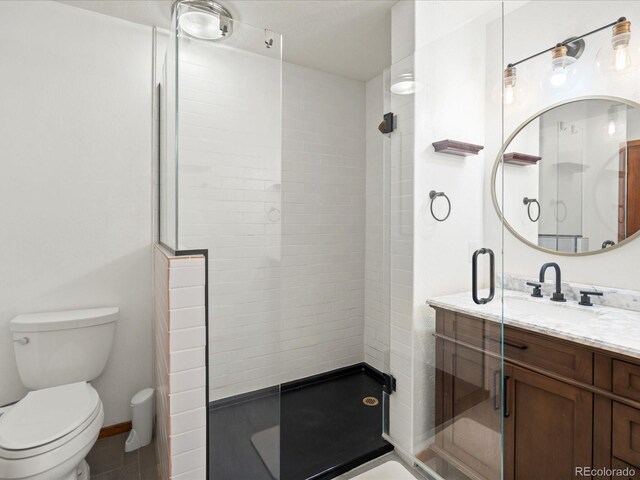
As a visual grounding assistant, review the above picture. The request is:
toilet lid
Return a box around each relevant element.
[0,382,99,450]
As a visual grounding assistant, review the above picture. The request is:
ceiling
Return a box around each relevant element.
[57,0,395,82]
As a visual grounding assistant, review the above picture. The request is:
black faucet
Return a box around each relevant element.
[539,262,566,302]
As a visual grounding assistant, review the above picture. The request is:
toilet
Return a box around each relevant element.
[0,308,118,480]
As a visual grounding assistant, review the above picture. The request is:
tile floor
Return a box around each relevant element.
[86,432,158,479]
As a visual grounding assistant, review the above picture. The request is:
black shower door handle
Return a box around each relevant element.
[472,248,495,305]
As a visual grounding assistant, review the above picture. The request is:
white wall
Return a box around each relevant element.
[174,35,367,400]
[484,0,640,289]
[0,1,153,425]
[412,2,501,454]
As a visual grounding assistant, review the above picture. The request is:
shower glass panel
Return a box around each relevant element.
[382,2,505,479]
[165,2,283,478]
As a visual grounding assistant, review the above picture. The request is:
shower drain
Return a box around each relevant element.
[362,396,379,407]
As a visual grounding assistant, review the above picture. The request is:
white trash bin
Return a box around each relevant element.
[125,388,154,452]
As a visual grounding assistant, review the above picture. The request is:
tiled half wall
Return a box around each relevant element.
[153,245,207,479]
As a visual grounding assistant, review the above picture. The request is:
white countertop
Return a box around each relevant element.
[427,289,640,359]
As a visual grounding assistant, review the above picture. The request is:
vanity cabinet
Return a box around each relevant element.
[433,307,640,480]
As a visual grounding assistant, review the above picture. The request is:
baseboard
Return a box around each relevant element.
[98,421,132,439]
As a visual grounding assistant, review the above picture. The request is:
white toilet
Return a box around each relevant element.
[0,308,118,480]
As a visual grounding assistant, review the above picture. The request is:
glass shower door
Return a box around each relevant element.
[168,3,284,478]
[381,2,506,479]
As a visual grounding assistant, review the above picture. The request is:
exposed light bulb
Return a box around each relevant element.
[608,120,616,136]
[504,84,515,105]
[550,67,568,87]
[597,19,637,75]
[614,42,632,71]
[548,44,576,89]
[503,66,517,106]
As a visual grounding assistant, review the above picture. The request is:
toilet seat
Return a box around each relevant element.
[0,383,100,460]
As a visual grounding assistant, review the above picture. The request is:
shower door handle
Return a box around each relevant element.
[472,248,495,305]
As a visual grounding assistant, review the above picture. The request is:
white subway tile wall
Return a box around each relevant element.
[175,37,367,401]
[154,246,207,479]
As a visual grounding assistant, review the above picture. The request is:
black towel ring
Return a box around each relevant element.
[429,190,451,222]
[602,240,615,249]
[523,197,540,222]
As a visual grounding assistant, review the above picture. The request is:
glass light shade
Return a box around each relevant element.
[179,11,223,39]
[597,22,639,75]
[545,49,578,90]
[390,73,423,95]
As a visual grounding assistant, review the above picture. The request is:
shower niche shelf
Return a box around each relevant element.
[503,152,542,166]
[432,139,484,157]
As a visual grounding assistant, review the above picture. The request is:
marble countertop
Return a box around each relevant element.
[427,289,640,359]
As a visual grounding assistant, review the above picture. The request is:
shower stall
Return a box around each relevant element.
[158,1,508,479]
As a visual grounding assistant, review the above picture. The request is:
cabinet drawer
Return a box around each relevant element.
[613,402,640,468]
[614,360,640,402]
[501,327,593,383]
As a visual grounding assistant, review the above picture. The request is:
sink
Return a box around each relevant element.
[503,297,601,322]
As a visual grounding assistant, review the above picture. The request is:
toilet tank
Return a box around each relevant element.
[10,307,118,390]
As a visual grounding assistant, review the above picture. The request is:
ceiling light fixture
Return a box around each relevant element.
[174,0,233,40]
[390,73,422,95]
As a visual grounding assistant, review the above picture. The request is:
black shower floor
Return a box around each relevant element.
[209,366,393,480]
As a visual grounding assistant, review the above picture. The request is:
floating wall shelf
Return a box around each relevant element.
[503,152,542,166]
[432,139,484,157]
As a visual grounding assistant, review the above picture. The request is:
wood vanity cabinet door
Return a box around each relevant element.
[503,364,593,480]
[439,345,502,478]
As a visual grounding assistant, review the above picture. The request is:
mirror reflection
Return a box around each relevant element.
[495,97,640,254]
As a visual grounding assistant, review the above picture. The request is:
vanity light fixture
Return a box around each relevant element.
[503,17,631,104]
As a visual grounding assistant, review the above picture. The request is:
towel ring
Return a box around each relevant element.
[523,197,540,222]
[429,190,451,222]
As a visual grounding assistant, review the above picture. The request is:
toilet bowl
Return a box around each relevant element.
[0,383,104,480]
[1,308,118,480]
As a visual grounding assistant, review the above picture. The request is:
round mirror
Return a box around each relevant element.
[492,96,640,255]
